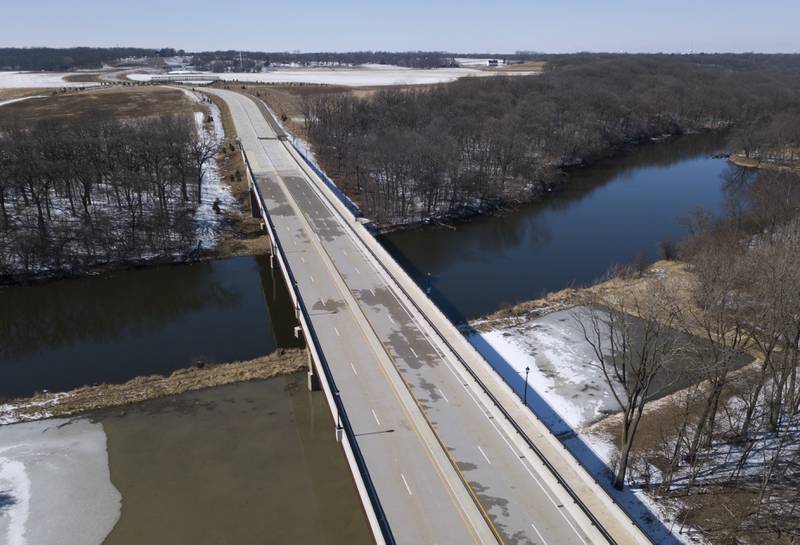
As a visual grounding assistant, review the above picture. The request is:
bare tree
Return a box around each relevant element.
[577,284,680,489]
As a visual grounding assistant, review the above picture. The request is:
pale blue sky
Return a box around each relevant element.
[2,0,798,53]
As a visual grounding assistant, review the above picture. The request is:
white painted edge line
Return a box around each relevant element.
[477,445,492,465]
[400,473,413,496]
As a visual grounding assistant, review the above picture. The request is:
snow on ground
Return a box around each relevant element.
[468,307,619,433]
[0,95,46,107]
[0,418,121,545]
[192,98,237,249]
[467,305,703,544]
[0,393,69,425]
[0,71,100,89]
[128,65,537,87]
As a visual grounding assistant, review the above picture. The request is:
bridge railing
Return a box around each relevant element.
[239,144,396,545]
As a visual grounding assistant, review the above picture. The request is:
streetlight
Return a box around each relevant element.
[523,366,530,406]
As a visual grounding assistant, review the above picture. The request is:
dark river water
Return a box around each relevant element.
[382,132,734,321]
[0,255,300,399]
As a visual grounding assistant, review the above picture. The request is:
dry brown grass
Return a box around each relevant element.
[0,88,58,101]
[729,152,800,174]
[473,260,696,332]
[0,86,200,122]
[63,72,103,83]
[2,348,307,422]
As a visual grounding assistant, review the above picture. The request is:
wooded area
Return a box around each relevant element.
[582,167,800,543]
[304,54,800,227]
[0,47,178,70]
[0,113,218,279]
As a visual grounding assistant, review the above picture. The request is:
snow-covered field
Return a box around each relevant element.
[128,64,537,87]
[0,418,121,545]
[469,307,620,433]
[0,71,100,89]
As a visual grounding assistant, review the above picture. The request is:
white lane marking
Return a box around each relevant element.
[400,473,413,496]
[309,275,315,283]
[437,388,450,403]
[477,445,492,465]
[409,346,418,358]
[369,288,376,297]
[350,363,358,376]
[354,267,361,275]
[530,522,549,545]
[300,257,305,263]
[371,409,381,426]
[342,249,348,256]
[388,315,395,324]
[333,327,340,337]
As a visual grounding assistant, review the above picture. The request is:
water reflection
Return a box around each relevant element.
[0,256,299,399]
[383,132,737,321]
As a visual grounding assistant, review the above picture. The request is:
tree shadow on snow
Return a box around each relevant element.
[464,325,688,545]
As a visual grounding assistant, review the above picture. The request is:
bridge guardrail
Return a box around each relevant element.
[238,144,396,545]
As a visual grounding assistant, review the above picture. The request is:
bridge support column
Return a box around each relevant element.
[306,350,321,392]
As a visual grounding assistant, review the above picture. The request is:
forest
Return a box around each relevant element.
[0,113,218,280]
[304,54,800,227]
[576,165,800,543]
[0,47,180,70]
[191,50,462,71]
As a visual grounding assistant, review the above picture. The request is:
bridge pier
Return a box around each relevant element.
[306,349,322,391]
[249,187,261,218]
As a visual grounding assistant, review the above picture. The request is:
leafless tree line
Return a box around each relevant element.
[305,55,800,227]
[580,169,800,541]
[0,113,219,279]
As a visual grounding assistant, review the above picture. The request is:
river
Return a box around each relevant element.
[382,132,734,321]
[0,255,300,400]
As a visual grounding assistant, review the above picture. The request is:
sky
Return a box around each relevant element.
[1,0,798,54]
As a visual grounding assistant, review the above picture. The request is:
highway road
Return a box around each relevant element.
[204,87,632,545]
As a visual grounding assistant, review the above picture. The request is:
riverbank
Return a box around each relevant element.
[728,150,800,173]
[0,348,306,425]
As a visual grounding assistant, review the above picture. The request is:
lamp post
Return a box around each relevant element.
[523,366,530,406]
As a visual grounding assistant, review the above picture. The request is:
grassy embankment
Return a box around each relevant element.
[2,349,307,423]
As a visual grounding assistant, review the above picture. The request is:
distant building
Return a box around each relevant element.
[488,59,499,67]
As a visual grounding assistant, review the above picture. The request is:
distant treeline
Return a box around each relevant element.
[0,114,217,279]
[0,47,541,72]
[191,50,461,71]
[304,54,800,226]
[0,47,183,71]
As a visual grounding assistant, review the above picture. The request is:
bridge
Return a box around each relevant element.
[203,87,652,545]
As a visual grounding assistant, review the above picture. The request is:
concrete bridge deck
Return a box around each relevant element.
[204,87,652,545]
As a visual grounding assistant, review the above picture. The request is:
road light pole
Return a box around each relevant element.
[523,366,530,406]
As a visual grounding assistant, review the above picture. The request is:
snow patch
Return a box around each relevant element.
[0,71,100,89]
